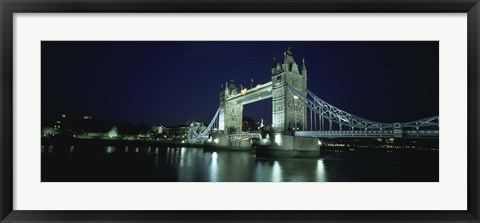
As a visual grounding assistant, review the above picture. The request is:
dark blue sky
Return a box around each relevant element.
[41,41,439,126]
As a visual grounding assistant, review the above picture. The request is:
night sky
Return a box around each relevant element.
[41,41,439,126]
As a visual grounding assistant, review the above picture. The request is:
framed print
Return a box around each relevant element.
[1,0,479,222]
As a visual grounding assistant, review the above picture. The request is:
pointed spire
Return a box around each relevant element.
[302,58,307,70]
[286,47,292,56]
[283,47,295,68]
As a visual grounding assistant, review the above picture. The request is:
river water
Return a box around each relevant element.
[41,145,438,182]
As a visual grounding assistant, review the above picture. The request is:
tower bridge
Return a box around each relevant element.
[189,48,439,156]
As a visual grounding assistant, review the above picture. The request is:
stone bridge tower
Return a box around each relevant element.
[218,48,308,135]
[218,79,243,134]
[271,48,308,133]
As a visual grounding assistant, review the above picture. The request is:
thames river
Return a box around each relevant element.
[41,144,438,182]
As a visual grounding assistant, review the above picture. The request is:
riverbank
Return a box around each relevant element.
[41,136,198,148]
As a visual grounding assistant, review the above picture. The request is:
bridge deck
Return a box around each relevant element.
[226,81,272,105]
[295,130,439,138]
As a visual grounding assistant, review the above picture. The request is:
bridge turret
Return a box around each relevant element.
[271,57,277,75]
[228,79,238,96]
[220,82,228,99]
[284,47,295,64]
[301,58,307,76]
[272,48,308,133]
[282,47,300,75]
[302,58,308,90]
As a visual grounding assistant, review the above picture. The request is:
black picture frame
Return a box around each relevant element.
[1,0,479,222]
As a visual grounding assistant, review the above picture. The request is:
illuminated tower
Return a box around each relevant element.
[271,48,308,132]
[218,79,243,134]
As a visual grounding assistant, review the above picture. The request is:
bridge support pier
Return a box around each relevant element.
[204,133,252,151]
[255,133,320,158]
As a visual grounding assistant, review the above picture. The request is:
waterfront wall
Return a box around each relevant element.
[204,134,252,150]
[205,132,320,157]
[258,134,319,151]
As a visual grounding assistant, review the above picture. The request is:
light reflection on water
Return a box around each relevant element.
[105,146,116,154]
[316,160,326,182]
[42,145,439,182]
[210,152,218,182]
[42,145,328,182]
[271,161,282,182]
[159,147,325,182]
